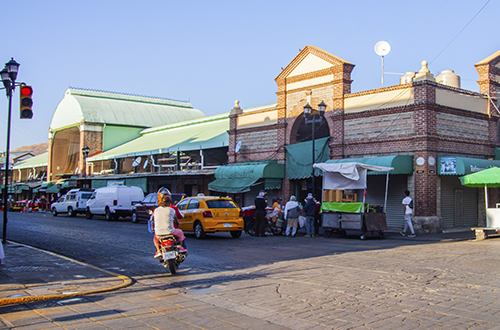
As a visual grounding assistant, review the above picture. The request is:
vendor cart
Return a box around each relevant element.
[313,162,393,239]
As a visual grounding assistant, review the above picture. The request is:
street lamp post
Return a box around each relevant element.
[303,101,326,198]
[1,58,20,244]
[82,146,90,186]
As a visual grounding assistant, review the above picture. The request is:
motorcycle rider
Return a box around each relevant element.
[153,187,187,258]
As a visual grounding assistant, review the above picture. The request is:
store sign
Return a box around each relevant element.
[470,165,494,173]
[440,157,457,174]
[107,180,125,187]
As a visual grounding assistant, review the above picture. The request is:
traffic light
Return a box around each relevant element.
[19,84,33,119]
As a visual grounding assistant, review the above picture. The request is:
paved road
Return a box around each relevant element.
[4,212,417,276]
[1,212,499,329]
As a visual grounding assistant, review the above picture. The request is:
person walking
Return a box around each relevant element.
[303,193,316,237]
[284,195,300,237]
[400,190,416,238]
[254,190,268,237]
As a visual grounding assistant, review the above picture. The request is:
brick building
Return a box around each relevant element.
[215,46,500,233]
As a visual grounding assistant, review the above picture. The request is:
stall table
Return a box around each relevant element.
[321,202,387,239]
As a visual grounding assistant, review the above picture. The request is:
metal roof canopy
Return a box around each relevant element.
[12,152,48,170]
[50,88,205,132]
[87,114,229,162]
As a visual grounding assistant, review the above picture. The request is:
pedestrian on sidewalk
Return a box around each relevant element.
[284,195,300,237]
[303,193,316,237]
[400,190,416,238]
[254,190,268,237]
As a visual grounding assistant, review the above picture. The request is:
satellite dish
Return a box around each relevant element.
[132,156,142,167]
[374,41,391,87]
[374,41,391,56]
[235,141,242,153]
[143,159,148,169]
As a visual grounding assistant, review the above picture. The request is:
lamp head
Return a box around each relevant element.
[82,146,90,158]
[5,58,19,82]
[303,103,312,119]
[0,67,10,90]
[318,101,326,117]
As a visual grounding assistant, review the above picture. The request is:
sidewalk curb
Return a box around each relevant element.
[0,242,133,306]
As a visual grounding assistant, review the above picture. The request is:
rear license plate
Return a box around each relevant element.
[163,251,176,259]
[223,223,232,227]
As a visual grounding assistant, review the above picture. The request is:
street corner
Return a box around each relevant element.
[0,242,133,306]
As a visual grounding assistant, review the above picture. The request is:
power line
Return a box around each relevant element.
[430,0,491,65]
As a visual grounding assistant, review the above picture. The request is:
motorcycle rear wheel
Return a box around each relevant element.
[168,259,177,274]
[245,219,256,236]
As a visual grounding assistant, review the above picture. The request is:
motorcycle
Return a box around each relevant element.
[244,207,282,236]
[158,235,188,275]
[148,210,188,275]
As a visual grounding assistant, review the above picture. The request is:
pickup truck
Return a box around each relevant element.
[51,188,94,217]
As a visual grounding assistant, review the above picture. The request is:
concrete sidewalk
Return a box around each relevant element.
[0,242,132,306]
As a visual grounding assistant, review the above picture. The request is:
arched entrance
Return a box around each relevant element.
[288,112,331,204]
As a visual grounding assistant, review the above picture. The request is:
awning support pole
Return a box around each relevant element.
[485,184,489,226]
[384,172,390,213]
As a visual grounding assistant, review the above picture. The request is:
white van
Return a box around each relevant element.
[86,186,144,220]
[51,188,94,217]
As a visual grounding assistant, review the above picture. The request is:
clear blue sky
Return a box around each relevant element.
[0,0,497,150]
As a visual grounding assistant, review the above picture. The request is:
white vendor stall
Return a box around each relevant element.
[313,162,394,239]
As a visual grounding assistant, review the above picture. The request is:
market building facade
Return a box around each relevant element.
[216,46,500,233]
[7,46,500,234]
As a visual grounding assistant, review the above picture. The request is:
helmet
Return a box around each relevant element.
[157,187,172,206]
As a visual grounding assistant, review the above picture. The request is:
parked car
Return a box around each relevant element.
[86,186,144,220]
[131,192,186,223]
[51,188,94,217]
[175,195,244,239]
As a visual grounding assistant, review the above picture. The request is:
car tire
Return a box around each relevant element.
[131,210,139,223]
[194,221,206,239]
[105,208,113,221]
[86,208,93,219]
[52,208,58,217]
[68,207,75,217]
[230,230,242,238]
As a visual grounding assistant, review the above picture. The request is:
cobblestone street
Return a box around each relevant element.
[2,236,499,329]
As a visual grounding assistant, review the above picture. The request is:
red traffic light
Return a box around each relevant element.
[19,84,33,119]
[20,85,32,96]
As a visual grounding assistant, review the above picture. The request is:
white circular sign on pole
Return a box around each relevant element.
[374,41,391,88]
[374,41,391,56]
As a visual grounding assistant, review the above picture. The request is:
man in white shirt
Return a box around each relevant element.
[400,190,416,238]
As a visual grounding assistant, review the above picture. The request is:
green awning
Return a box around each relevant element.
[325,155,414,175]
[208,161,285,193]
[125,177,147,192]
[32,181,55,193]
[45,184,60,194]
[1,185,30,194]
[438,156,500,175]
[91,179,107,189]
[285,137,330,179]
[208,178,260,193]
[265,178,282,190]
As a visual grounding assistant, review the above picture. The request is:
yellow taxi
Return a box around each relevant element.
[175,195,244,239]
